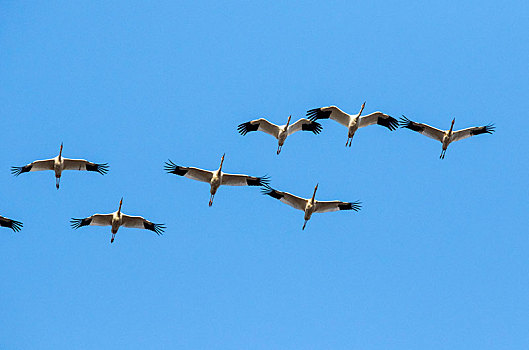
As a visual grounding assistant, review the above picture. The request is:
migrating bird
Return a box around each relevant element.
[165,154,269,207]
[237,115,322,154]
[262,184,361,230]
[11,143,109,189]
[307,102,398,147]
[399,116,495,159]
[0,215,23,232]
[70,198,165,243]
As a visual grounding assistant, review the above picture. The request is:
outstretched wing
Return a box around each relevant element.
[63,158,109,175]
[121,214,165,235]
[451,124,495,143]
[70,213,113,229]
[11,159,54,176]
[0,216,23,232]
[237,118,281,138]
[287,118,323,135]
[261,186,307,211]
[221,173,270,186]
[359,112,399,131]
[399,116,445,142]
[306,106,351,127]
[164,160,214,183]
[315,200,362,213]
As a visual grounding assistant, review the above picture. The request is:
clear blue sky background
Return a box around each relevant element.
[1,1,528,349]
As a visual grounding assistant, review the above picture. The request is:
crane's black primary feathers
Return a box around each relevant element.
[164,160,188,176]
[301,121,323,134]
[11,165,32,176]
[70,217,92,229]
[471,124,495,135]
[237,122,259,136]
[86,163,109,175]
[0,218,23,232]
[399,116,424,132]
[246,175,270,187]
[338,201,362,212]
[143,221,166,235]
[378,115,399,131]
[306,108,332,121]
[261,186,284,199]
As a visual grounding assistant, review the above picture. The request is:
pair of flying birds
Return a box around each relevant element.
[238,103,495,159]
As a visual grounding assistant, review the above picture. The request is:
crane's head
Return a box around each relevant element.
[286,115,292,127]
[118,197,123,213]
[449,118,455,132]
[59,143,63,158]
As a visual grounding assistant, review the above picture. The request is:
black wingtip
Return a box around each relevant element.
[260,185,283,199]
[11,164,32,176]
[306,108,331,122]
[302,121,323,134]
[164,160,188,176]
[87,163,109,175]
[70,218,83,229]
[247,174,270,187]
[10,220,23,232]
[378,115,399,131]
[484,123,495,134]
[399,115,412,128]
[339,201,362,212]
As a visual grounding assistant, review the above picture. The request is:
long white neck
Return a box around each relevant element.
[311,184,318,204]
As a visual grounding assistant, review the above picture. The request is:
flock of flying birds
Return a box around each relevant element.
[1,103,495,242]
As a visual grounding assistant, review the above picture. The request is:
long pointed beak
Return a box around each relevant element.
[286,115,292,127]
[359,102,366,116]
[59,143,63,157]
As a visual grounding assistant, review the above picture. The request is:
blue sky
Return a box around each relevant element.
[0,1,528,348]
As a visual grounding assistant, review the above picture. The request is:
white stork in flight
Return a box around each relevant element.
[11,143,109,189]
[0,215,23,232]
[237,115,322,154]
[399,116,495,159]
[307,102,398,147]
[262,184,361,230]
[70,198,165,243]
[165,154,269,206]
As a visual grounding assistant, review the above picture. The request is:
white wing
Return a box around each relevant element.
[286,118,323,135]
[306,106,351,127]
[399,116,445,142]
[221,173,270,187]
[261,187,308,211]
[358,112,399,131]
[315,200,362,213]
[237,118,281,138]
[63,158,109,175]
[451,124,495,143]
[164,161,214,183]
[121,214,165,235]
[70,213,114,229]
[11,159,54,176]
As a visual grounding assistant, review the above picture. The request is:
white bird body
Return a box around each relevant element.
[71,198,165,243]
[165,154,270,206]
[12,143,109,188]
[307,103,398,147]
[262,184,361,230]
[238,116,322,154]
[399,116,495,159]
